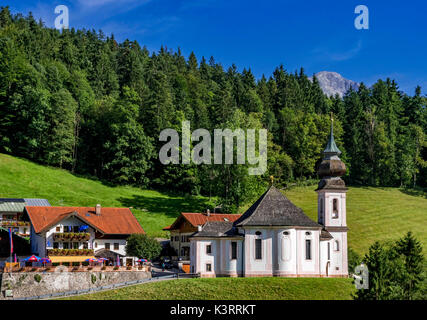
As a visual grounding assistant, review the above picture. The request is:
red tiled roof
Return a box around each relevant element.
[165,213,242,231]
[25,206,145,235]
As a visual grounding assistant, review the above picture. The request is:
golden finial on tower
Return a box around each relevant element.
[270,175,274,185]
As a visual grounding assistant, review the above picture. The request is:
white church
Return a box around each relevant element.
[189,122,348,277]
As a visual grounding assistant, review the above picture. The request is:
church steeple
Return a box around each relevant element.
[323,117,341,159]
[317,116,346,179]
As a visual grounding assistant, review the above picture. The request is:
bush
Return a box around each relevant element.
[354,232,425,300]
[91,274,97,284]
[34,274,42,283]
[125,234,162,261]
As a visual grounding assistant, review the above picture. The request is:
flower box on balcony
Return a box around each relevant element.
[47,249,94,256]
[53,232,90,241]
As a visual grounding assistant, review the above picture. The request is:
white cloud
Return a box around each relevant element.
[313,40,363,62]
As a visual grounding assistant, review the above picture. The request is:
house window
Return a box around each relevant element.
[334,240,340,251]
[283,231,289,235]
[175,236,179,242]
[53,242,59,249]
[63,242,69,249]
[56,226,61,232]
[83,242,88,249]
[105,243,110,250]
[328,242,331,260]
[332,199,339,218]
[206,245,212,254]
[255,231,262,236]
[305,239,312,260]
[255,239,262,260]
[206,263,212,272]
[94,242,98,248]
[231,242,237,260]
[73,226,79,233]
[170,236,173,242]
[114,243,119,250]
[73,242,79,249]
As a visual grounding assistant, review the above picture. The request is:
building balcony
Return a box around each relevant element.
[47,249,94,256]
[52,232,90,241]
[0,220,30,227]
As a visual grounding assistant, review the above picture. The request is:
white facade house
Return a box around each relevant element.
[24,205,145,265]
[190,122,349,278]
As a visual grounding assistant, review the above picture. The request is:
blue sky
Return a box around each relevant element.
[5,0,427,95]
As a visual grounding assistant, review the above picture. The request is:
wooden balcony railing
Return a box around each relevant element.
[47,249,94,256]
[0,220,30,227]
[52,232,90,241]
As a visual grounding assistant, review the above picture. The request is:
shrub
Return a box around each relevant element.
[91,274,97,284]
[126,234,162,261]
[34,274,42,283]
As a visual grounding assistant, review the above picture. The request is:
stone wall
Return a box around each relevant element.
[0,268,151,299]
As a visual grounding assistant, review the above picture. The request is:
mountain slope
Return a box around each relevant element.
[313,71,359,97]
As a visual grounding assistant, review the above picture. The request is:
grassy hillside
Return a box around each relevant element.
[1,153,426,256]
[283,186,427,257]
[63,277,355,300]
[0,153,213,237]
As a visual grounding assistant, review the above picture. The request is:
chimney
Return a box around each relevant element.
[197,225,202,232]
[96,204,101,215]
[206,209,210,217]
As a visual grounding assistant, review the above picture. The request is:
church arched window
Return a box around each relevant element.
[334,240,340,251]
[332,199,339,219]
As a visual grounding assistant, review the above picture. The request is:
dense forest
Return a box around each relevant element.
[0,7,426,212]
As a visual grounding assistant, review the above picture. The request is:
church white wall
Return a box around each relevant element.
[327,231,348,276]
[274,228,297,276]
[190,238,243,277]
[243,228,273,276]
[296,229,320,276]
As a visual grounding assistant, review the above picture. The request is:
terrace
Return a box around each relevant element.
[1,264,151,273]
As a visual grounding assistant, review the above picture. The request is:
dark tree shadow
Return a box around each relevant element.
[117,194,212,219]
[398,188,427,199]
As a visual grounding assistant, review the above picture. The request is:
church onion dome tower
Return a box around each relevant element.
[316,119,347,191]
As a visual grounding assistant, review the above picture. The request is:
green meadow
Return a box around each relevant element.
[62,277,355,300]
